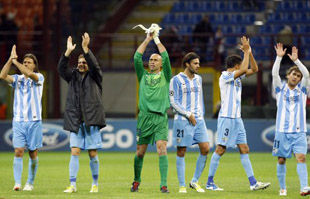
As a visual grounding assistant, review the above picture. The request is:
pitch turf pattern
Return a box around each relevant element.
[0,152,306,199]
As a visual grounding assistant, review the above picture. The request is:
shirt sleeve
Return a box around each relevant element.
[169,77,191,118]
[294,59,309,90]
[9,74,18,88]
[221,71,235,83]
[272,56,282,94]
[35,73,44,85]
[134,52,145,82]
[160,51,172,82]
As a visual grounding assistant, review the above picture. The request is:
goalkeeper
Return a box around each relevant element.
[130,24,172,193]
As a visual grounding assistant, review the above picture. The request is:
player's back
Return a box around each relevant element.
[218,71,243,118]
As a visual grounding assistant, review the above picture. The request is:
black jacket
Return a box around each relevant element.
[58,50,106,133]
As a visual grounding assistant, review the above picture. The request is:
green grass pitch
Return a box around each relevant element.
[0,152,306,199]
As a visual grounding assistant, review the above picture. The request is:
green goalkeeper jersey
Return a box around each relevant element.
[134,51,172,115]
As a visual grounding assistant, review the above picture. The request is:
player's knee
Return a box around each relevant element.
[71,148,80,156]
[278,158,286,164]
[215,145,226,155]
[177,147,186,157]
[296,156,306,163]
[157,146,167,156]
[14,148,24,157]
[136,150,145,158]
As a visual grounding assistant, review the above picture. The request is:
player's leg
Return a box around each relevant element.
[131,143,148,192]
[156,139,169,193]
[13,147,24,191]
[191,120,209,186]
[88,149,99,192]
[238,144,257,185]
[176,146,187,192]
[277,157,287,196]
[85,125,103,193]
[206,145,225,190]
[64,125,84,193]
[24,121,43,191]
[12,121,26,191]
[155,114,169,193]
[173,119,191,193]
[236,118,269,190]
[131,112,152,192]
[293,132,309,196]
[206,117,228,191]
[189,142,208,193]
[273,131,291,195]
[65,147,81,192]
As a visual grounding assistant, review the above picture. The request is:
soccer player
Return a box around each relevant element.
[0,45,44,191]
[58,33,106,193]
[272,43,310,196]
[206,36,270,191]
[169,52,209,193]
[130,26,172,193]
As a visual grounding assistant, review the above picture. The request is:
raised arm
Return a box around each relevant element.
[153,29,172,81]
[246,51,259,77]
[0,45,16,83]
[82,32,102,84]
[134,34,152,82]
[11,46,39,82]
[58,36,76,82]
[288,46,309,83]
[234,36,250,79]
[272,43,286,89]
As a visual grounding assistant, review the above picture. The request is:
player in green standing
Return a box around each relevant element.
[130,25,172,193]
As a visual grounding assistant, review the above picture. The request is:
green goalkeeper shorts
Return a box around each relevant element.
[136,111,168,145]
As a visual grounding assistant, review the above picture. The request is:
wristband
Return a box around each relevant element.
[154,37,160,45]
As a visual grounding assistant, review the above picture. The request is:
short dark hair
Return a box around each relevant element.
[23,53,39,72]
[225,55,242,69]
[182,52,200,68]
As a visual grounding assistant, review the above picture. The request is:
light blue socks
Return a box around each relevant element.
[69,155,79,187]
[13,157,23,184]
[192,154,207,183]
[90,156,99,185]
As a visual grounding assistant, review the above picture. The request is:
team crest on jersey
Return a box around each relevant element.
[136,136,140,142]
[169,90,174,96]
[145,74,161,87]
[176,138,181,143]
[234,80,241,87]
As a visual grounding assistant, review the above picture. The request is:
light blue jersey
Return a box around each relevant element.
[10,74,44,122]
[169,72,204,120]
[272,56,309,133]
[218,71,245,118]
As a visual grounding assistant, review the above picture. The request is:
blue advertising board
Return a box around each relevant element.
[1,119,310,152]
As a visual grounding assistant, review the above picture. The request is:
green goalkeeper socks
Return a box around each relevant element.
[134,155,144,182]
[159,155,168,187]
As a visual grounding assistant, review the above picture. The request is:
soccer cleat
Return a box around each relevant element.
[279,189,287,196]
[179,186,187,193]
[13,183,21,191]
[160,186,170,193]
[23,183,34,191]
[130,182,140,192]
[250,181,270,191]
[63,185,77,193]
[206,182,224,191]
[90,184,98,193]
[300,186,310,196]
[189,182,205,192]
